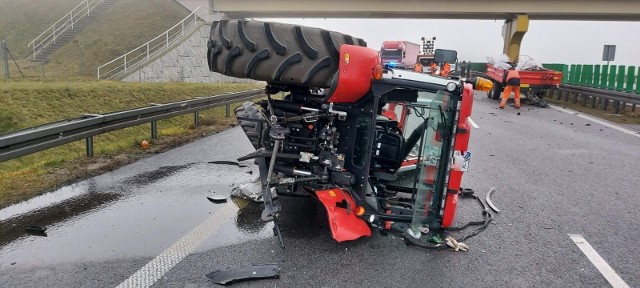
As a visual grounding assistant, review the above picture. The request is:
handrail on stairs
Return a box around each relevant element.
[97,6,204,80]
[27,0,108,60]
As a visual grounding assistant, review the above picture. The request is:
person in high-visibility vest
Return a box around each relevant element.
[414,63,423,73]
[500,66,521,109]
[430,62,438,75]
[440,63,451,77]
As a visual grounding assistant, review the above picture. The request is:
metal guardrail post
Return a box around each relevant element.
[616,66,625,92]
[86,136,94,158]
[151,121,158,140]
[590,95,597,108]
[613,100,620,114]
[225,104,231,117]
[194,111,200,127]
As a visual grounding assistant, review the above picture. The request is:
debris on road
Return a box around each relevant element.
[207,194,227,204]
[485,187,500,213]
[231,180,278,203]
[208,160,248,168]
[206,263,281,285]
[445,236,469,252]
[25,226,47,237]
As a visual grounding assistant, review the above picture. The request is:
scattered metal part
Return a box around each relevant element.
[208,161,248,168]
[206,263,281,285]
[207,194,227,204]
[260,123,285,247]
[485,187,500,213]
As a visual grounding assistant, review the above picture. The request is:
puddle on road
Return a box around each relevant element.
[122,164,191,187]
[0,192,121,247]
[0,162,259,267]
[0,159,338,267]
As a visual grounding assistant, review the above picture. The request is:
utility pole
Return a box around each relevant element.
[1,40,9,79]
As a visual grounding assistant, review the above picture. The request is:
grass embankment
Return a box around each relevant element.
[0,0,80,56]
[546,94,640,126]
[5,0,190,79]
[0,80,262,208]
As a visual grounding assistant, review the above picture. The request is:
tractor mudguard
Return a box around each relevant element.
[315,188,371,242]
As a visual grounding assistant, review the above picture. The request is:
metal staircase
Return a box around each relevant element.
[97,6,205,79]
[27,0,116,61]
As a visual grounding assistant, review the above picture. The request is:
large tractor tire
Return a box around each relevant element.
[207,20,367,88]
[234,102,267,150]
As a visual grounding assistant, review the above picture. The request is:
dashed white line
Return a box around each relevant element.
[116,204,235,288]
[549,104,640,139]
[568,234,630,288]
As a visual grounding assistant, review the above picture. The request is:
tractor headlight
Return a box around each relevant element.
[446,82,457,92]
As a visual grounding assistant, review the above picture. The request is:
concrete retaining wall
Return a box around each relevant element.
[122,23,251,83]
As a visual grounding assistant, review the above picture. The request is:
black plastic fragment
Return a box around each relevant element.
[207,195,227,204]
[25,226,47,237]
[208,161,248,168]
[206,263,280,285]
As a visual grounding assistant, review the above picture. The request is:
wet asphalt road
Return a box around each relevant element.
[1,93,639,288]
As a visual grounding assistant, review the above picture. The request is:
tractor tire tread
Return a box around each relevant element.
[208,19,366,87]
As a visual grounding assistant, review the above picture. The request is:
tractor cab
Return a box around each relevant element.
[305,45,492,240]
[233,44,492,244]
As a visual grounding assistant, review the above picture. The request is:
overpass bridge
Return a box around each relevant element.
[198,0,640,61]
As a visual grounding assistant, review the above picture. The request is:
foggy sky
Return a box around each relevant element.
[262,18,640,66]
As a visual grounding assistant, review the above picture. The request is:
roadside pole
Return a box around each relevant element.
[1,40,9,79]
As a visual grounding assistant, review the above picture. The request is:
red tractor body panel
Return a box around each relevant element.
[315,188,372,242]
[442,83,474,227]
[328,45,380,104]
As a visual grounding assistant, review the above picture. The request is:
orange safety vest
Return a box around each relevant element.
[430,63,438,74]
[414,63,423,72]
[506,69,521,86]
[440,63,451,77]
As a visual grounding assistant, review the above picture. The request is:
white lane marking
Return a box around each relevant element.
[116,204,235,288]
[467,117,479,129]
[549,104,640,139]
[568,234,630,288]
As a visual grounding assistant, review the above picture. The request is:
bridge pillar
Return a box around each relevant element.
[502,14,529,63]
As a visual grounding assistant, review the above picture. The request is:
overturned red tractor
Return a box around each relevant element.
[207,20,493,246]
